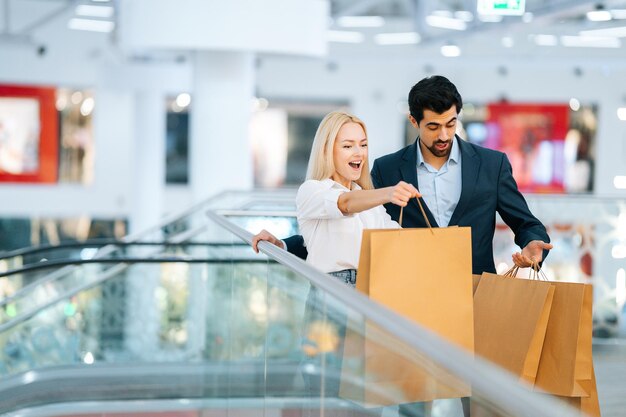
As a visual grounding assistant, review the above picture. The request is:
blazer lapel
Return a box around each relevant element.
[400,139,439,227]
[449,137,480,226]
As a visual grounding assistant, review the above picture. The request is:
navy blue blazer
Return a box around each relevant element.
[371,137,549,274]
[285,137,550,274]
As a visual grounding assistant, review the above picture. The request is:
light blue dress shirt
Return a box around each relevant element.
[416,138,463,227]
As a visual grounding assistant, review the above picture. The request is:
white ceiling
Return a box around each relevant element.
[1,0,626,64]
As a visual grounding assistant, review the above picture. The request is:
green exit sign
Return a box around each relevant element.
[477,0,526,16]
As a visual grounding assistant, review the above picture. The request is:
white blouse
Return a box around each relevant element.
[296,178,400,273]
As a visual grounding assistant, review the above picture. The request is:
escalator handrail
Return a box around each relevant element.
[0,240,247,262]
[0,256,272,279]
[206,209,579,417]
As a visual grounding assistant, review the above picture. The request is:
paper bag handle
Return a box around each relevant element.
[502,262,548,281]
[530,261,548,281]
[398,196,434,234]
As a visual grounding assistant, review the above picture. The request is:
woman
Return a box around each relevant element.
[295,110,419,284]
[254,111,419,408]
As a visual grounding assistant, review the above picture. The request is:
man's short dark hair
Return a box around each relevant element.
[408,75,463,124]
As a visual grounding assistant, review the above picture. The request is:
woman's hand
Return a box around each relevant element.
[388,181,421,207]
[251,229,284,253]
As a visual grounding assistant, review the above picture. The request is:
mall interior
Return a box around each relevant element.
[0,0,625,416]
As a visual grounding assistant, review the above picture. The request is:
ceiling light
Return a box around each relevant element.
[501,36,514,47]
[75,5,114,18]
[614,175,626,189]
[587,10,612,21]
[569,98,581,111]
[441,44,461,57]
[580,26,626,37]
[561,35,620,48]
[426,15,467,30]
[374,32,420,45]
[618,107,626,120]
[176,93,191,108]
[68,18,115,32]
[336,16,385,28]
[327,30,364,43]
[532,34,558,46]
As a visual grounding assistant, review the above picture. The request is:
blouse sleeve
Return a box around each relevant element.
[296,180,350,220]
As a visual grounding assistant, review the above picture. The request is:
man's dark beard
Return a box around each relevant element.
[421,139,452,158]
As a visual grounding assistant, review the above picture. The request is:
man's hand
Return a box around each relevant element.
[512,240,554,268]
[251,229,285,253]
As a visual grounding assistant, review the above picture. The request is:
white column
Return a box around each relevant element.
[190,51,255,203]
[129,90,166,234]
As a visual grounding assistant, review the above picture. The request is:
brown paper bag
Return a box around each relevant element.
[558,362,601,416]
[473,273,555,385]
[534,281,594,397]
[341,227,474,406]
[472,274,482,295]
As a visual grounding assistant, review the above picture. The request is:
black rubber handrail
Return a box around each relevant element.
[0,256,274,279]
[0,240,249,261]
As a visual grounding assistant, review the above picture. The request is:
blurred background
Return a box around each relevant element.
[0,0,625,352]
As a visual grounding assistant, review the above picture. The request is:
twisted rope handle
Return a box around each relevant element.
[399,196,433,234]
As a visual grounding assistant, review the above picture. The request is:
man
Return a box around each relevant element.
[254,75,552,272]
[252,75,553,417]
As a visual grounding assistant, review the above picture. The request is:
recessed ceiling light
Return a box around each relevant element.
[75,5,114,18]
[68,18,115,33]
[441,44,461,57]
[501,36,514,47]
[561,35,620,48]
[374,32,420,45]
[587,10,612,21]
[532,34,558,46]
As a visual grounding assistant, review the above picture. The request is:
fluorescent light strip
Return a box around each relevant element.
[68,18,115,32]
[75,5,114,18]
[426,15,467,30]
[336,16,384,28]
[587,10,612,21]
[374,32,420,45]
[560,35,620,48]
[618,107,626,121]
[580,26,626,38]
[533,34,558,46]
[327,30,364,43]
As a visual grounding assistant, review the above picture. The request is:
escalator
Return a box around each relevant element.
[0,191,580,417]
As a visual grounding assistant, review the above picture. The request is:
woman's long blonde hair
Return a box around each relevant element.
[305,111,374,190]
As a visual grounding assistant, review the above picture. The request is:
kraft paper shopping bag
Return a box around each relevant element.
[474,272,554,385]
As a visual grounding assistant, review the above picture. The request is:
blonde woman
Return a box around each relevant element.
[253,110,420,283]
[253,111,419,409]
[295,111,419,284]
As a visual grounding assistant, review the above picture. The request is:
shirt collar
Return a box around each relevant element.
[324,178,362,191]
[416,136,460,166]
